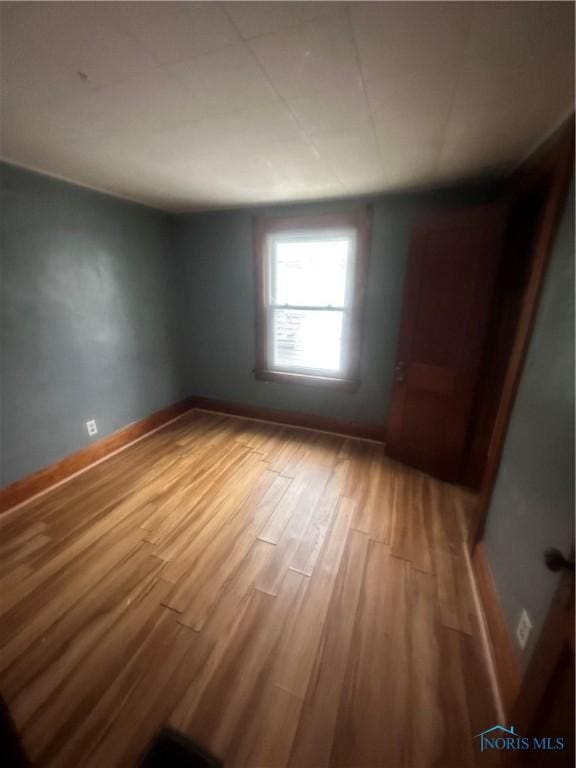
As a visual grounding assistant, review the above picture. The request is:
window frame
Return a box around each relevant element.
[253,210,371,390]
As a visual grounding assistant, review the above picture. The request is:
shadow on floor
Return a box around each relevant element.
[138,728,222,768]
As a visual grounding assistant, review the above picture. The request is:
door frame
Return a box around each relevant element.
[385,202,507,483]
[510,570,574,735]
[469,116,574,549]
[504,568,574,766]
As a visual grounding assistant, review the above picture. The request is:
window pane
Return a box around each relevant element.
[272,238,350,307]
[272,308,344,373]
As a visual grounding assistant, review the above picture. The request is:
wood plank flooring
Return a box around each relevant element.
[0,410,499,768]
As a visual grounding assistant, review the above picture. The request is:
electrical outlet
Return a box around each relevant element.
[516,609,533,650]
[86,419,98,437]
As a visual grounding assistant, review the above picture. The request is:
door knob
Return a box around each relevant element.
[395,361,406,382]
[544,548,575,572]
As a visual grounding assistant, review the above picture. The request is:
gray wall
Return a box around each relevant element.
[0,162,181,486]
[2,156,572,669]
[484,181,575,665]
[172,186,496,425]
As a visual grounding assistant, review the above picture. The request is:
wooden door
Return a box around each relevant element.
[507,562,574,766]
[462,186,547,489]
[386,204,506,482]
[469,118,573,544]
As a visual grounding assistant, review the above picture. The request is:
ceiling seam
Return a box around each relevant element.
[221,3,348,196]
[435,3,478,176]
[345,2,383,174]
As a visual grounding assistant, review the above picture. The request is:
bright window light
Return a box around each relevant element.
[266,230,356,377]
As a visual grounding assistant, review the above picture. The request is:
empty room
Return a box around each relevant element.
[0,1,574,767]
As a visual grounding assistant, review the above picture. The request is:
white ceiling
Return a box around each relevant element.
[1,1,574,211]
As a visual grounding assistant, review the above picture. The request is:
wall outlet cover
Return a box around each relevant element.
[516,609,533,651]
[86,419,98,437]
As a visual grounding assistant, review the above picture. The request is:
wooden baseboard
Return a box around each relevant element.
[0,396,384,515]
[0,399,194,514]
[472,541,523,716]
[190,396,386,443]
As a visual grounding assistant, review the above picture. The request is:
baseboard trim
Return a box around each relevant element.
[0,399,194,515]
[0,396,384,515]
[472,542,523,716]
[189,396,387,443]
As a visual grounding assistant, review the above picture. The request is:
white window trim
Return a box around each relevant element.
[263,228,358,379]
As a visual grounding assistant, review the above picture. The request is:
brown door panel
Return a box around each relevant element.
[386,204,506,482]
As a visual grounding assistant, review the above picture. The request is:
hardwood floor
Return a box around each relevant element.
[0,410,499,767]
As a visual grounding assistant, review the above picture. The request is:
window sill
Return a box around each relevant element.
[254,368,360,392]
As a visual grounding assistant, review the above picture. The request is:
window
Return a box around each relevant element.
[254,211,370,388]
